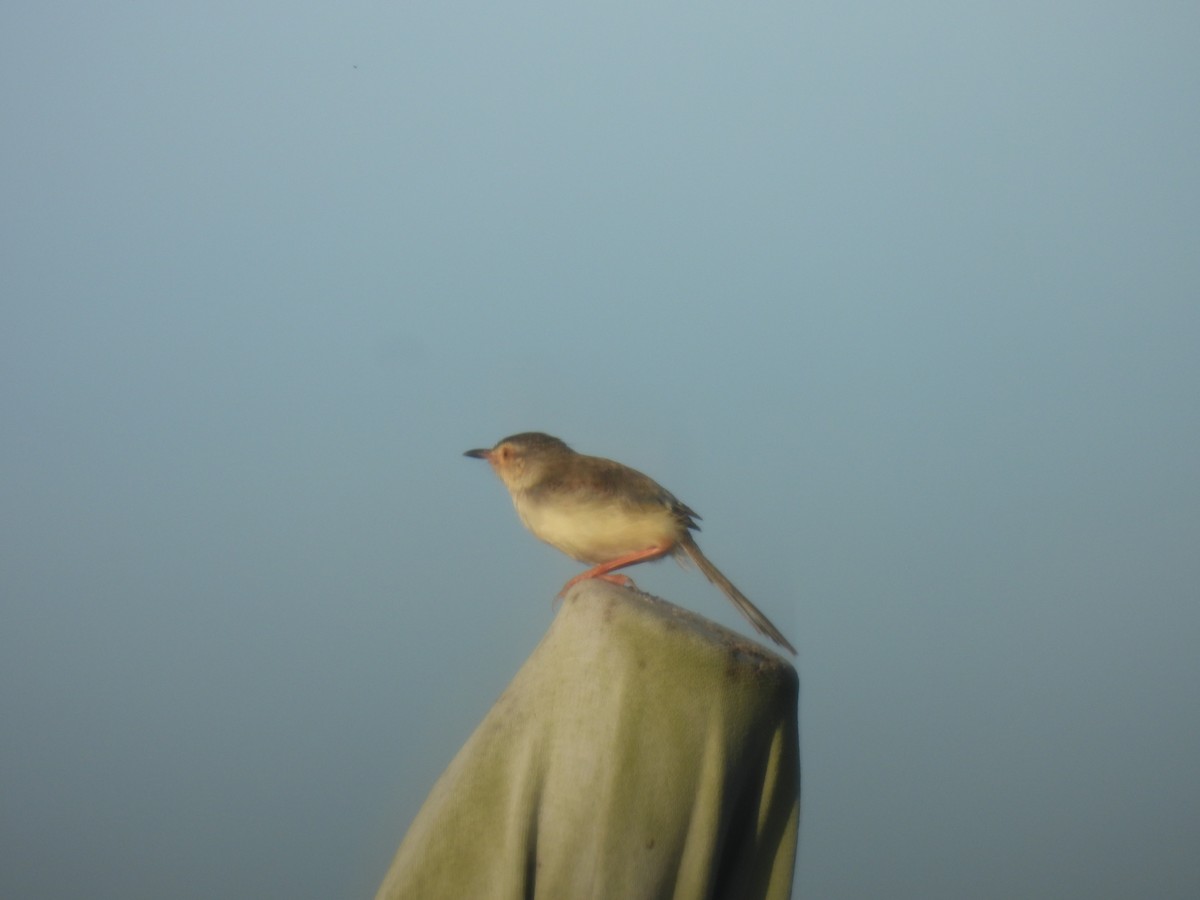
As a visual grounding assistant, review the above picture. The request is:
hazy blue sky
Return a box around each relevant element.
[3,3,1198,898]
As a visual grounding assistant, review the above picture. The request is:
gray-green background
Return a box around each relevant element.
[3,3,1197,897]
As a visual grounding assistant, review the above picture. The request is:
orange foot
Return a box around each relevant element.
[557,570,637,598]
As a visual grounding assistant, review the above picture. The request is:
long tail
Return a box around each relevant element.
[678,534,796,655]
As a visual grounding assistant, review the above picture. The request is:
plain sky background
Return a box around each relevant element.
[3,2,1198,898]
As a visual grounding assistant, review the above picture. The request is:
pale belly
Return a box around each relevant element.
[512,495,677,563]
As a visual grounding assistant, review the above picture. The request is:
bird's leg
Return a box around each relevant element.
[557,545,671,597]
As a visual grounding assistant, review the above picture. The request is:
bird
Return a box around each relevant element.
[463,432,795,655]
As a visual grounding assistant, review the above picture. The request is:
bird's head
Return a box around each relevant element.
[463,432,573,493]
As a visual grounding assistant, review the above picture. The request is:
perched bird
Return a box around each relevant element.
[464,432,795,655]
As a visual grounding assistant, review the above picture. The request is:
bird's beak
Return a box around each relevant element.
[463,448,491,460]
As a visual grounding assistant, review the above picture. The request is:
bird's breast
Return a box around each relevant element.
[511,492,679,564]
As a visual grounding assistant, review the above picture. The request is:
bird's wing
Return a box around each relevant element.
[530,454,702,532]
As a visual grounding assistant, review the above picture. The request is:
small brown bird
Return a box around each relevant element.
[464,432,795,655]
